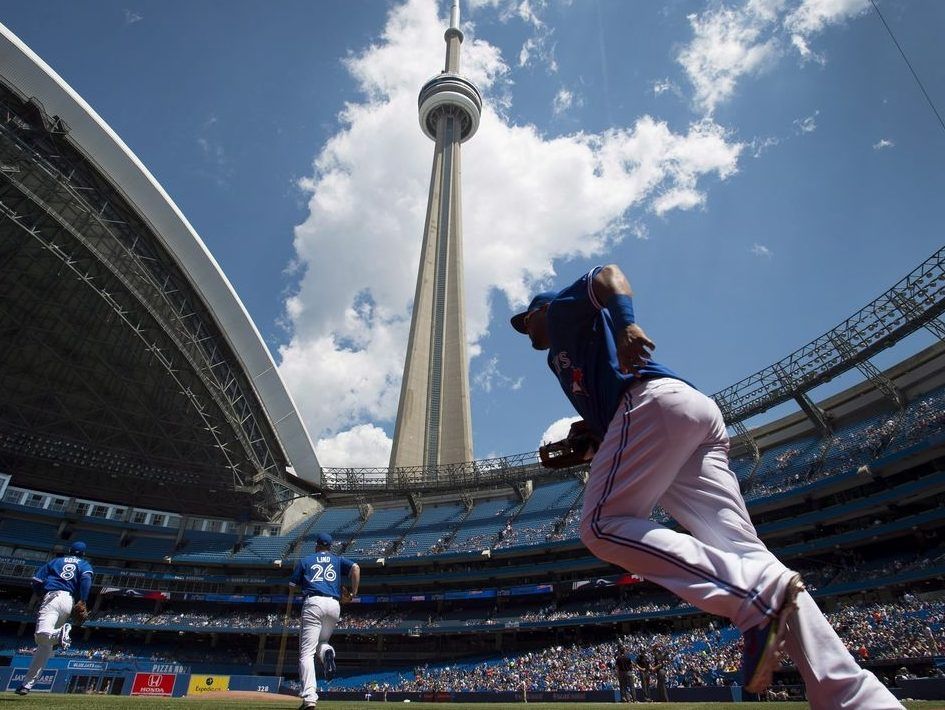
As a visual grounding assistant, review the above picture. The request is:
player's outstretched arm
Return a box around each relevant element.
[592,264,655,375]
[344,563,361,602]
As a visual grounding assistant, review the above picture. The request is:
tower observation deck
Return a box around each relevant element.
[389,1,482,476]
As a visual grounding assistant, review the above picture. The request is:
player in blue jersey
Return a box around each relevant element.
[290,532,360,709]
[16,541,93,695]
[512,265,902,708]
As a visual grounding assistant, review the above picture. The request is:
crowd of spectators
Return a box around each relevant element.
[743,389,945,503]
[339,597,945,693]
[2,548,944,633]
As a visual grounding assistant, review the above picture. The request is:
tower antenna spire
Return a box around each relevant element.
[390,0,482,475]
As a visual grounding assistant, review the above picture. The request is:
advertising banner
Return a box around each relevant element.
[188,675,230,695]
[130,672,176,696]
[6,669,56,692]
[67,661,106,671]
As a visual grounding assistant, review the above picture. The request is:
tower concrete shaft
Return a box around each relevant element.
[390,1,481,474]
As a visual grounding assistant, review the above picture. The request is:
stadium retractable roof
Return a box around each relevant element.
[0,24,320,519]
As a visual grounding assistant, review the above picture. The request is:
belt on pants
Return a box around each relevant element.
[304,592,338,601]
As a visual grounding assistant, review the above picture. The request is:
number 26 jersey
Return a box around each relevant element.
[290,552,354,599]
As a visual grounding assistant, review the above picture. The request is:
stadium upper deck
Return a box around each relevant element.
[0,24,319,518]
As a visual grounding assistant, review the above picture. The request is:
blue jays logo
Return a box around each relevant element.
[552,351,587,397]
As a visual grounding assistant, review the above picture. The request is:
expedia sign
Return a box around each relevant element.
[188,674,230,695]
[130,672,175,696]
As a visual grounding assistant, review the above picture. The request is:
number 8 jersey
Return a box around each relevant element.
[290,551,355,599]
[33,555,94,598]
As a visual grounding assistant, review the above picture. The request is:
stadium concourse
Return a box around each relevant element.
[4,13,945,708]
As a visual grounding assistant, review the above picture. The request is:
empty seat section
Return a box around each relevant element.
[65,529,124,559]
[173,531,237,563]
[0,518,58,549]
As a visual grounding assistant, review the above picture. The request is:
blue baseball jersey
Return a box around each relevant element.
[290,551,355,599]
[32,556,94,599]
[546,267,687,439]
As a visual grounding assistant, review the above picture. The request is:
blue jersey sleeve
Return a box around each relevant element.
[79,574,92,602]
[32,562,48,584]
[339,556,355,577]
[547,267,602,325]
[289,559,304,587]
[31,562,48,593]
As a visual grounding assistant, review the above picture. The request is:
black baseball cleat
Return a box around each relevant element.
[14,686,29,696]
[297,701,316,709]
[323,647,336,680]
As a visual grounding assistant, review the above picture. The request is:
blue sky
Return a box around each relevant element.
[3,0,944,468]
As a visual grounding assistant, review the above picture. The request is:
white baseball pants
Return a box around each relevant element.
[298,595,340,704]
[22,590,72,689]
[580,378,902,709]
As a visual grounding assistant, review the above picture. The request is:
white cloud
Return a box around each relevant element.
[790,33,825,64]
[652,78,682,98]
[278,0,743,465]
[474,356,524,393]
[552,88,578,116]
[793,110,819,133]
[123,9,143,24]
[677,5,781,114]
[750,135,780,157]
[751,243,774,258]
[784,0,871,36]
[314,424,392,468]
[872,138,895,150]
[540,416,582,447]
[469,0,558,71]
[677,0,872,114]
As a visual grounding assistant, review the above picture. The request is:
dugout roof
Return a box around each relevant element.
[0,25,320,518]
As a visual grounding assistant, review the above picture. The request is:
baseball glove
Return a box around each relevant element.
[71,600,89,625]
[539,420,600,469]
[340,587,353,604]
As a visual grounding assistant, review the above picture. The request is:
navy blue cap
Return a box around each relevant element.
[69,541,87,556]
[315,532,332,546]
[511,291,557,334]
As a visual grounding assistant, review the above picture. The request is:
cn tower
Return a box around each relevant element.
[389,0,481,474]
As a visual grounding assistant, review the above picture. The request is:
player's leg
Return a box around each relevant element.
[781,593,904,709]
[580,378,788,631]
[315,598,340,679]
[20,592,69,691]
[658,390,903,709]
[297,599,322,708]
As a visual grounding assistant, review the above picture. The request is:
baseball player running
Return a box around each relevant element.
[512,265,902,709]
[16,541,92,695]
[290,532,359,709]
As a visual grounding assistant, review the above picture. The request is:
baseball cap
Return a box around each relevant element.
[69,541,87,556]
[510,291,557,334]
[315,532,333,546]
